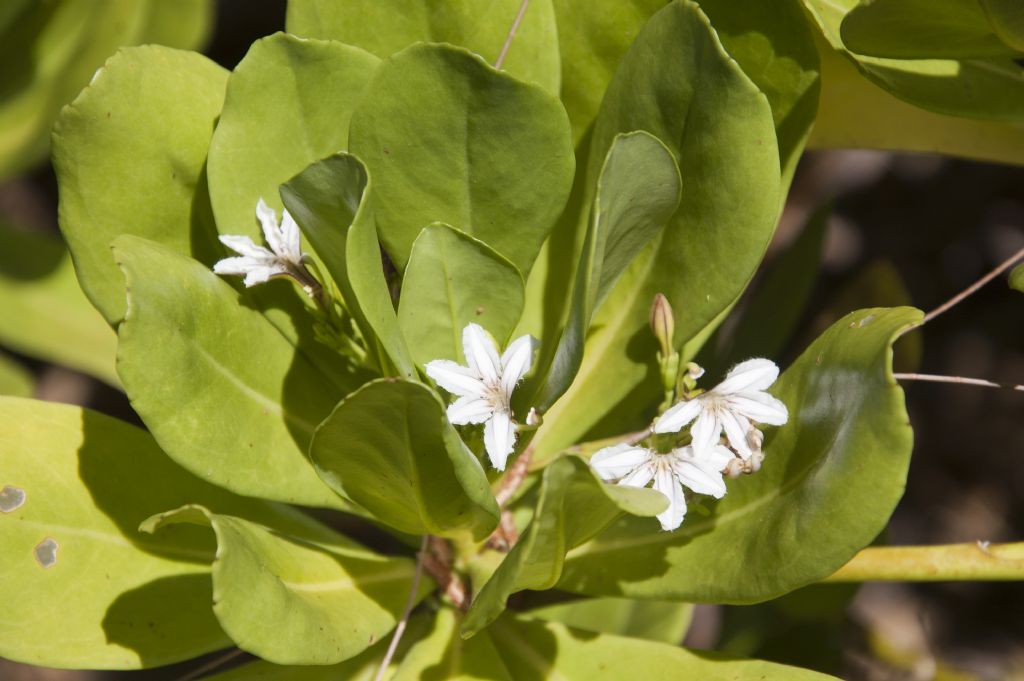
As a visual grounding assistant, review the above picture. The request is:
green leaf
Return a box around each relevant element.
[805,0,1024,123]
[809,28,1024,164]
[311,379,499,540]
[348,43,575,275]
[113,235,352,508]
[53,45,227,324]
[281,152,415,377]
[696,0,821,192]
[841,0,1021,59]
[0,352,32,396]
[980,0,1024,52]
[394,607,513,680]
[207,32,379,240]
[0,0,213,179]
[488,615,840,680]
[285,0,561,94]
[142,505,425,665]
[463,456,665,635]
[0,223,119,386]
[528,597,693,645]
[531,0,780,461]
[1009,262,1024,292]
[0,396,331,669]
[398,223,526,367]
[533,131,681,411]
[558,307,921,603]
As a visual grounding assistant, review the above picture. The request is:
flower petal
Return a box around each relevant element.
[278,208,305,263]
[218,234,272,260]
[500,334,535,397]
[484,410,516,471]
[425,360,486,397]
[463,323,502,385]
[447,395,493,425]
[727,392,789,426]
[689,410,721,454]
[715,358,780,395]
[653,463,686,531]
[256,198,281,249]
[653,398,702,434]
[718,409,752,459]
[590,444,653,481]
[672,455,727,499]
[619,461,656,488]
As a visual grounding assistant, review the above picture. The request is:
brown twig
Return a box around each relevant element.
[373,535,429,681]
[495,0,530,70]
[920,246,1024,325]
[495,446,533,507]
[421,535,469,611]
[894,372,1023,391]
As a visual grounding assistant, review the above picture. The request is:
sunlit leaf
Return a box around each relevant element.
[528,597,693,645]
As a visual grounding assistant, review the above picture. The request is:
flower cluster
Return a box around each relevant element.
[591,358,788,531]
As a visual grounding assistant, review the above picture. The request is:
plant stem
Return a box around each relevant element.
[824,541,1024,582]
[495,444,533,507]
[495,0,530,70]
[920,246,1024,325]
[373,535,429,681]
[893,372,1023,390]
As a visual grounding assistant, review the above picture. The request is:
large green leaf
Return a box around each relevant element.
[696,0,820,192]
[805,0,1024,123]
[528,597,693,645]
[394,607,513,680]
[531,0,780,460]
[0,223,118,386]
[558,307,920,603]
[840,0,1021,59]
[285,0,560,94]
[207,33,379,239]
[488,615,839,680]
[463,456,665,635]
[0,0,213,179]
[348,43,574,275]
[0,397,331,669]
[53,45,227,324]
[0,352,32,397]
[532,131,680,411]
[142,505,425,665]
[113,236,352,508]
[281,152,415,377]
[398,224,526,367]
[981,0,1024,51]
[311,379,500,540]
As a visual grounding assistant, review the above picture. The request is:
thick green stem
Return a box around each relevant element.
[825,541,1024,582]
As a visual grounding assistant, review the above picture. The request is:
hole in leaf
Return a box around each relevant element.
[0,485,25,513]
[34,537,58,568]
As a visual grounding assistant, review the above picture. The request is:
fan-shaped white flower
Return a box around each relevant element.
[214,198,309,287]
[654,358,788,459]
[425,323,536,471]
[590,442,734,531]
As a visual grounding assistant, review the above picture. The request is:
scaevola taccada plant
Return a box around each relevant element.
[16,0,1002,677]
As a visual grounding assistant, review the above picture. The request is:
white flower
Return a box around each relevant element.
[425,323,536,471]
[590,442,734,531]
[653,358,788,459]
[213,198,308,287]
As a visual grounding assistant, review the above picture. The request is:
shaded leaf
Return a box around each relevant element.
[528,597,693,645]
[114,236,352,508]
[980,0,1024,52]
[143,505,426,665]
[348,43,574,275]
[311,379,499,540]
[558,307,921,603]
[394,607,513,680]
[0,352,32,397]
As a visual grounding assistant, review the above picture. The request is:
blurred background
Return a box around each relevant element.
[3,1,1024,679]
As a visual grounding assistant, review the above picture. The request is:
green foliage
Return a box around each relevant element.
[1009,262,1024,292]
[0,352,32,396]
[528,597,693,645]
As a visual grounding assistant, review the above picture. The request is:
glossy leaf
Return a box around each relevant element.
[348,43,575,274]
[558,307,921,603]
[805,0,1024,124]
[488,615,840,680]
[529,597,693,645]
[0,223,118,386]
[394,607,513,680]
[696,0,821,192]
[0,0,213,179]
[841,0,1021,59]
[0,353,32,397]
[398,224,525,367]
[531,0,781,461]
[311,379,499,540]
[1009,262,1024,292]
[463,456,665,635]
[53,45,227,324]
[281,152,415,377]
[285,0,560,94]
[207,32,379,239]
[0,397,331,669]
[533,131,681,411]
[113,236,351,508]
[143,505,424,665]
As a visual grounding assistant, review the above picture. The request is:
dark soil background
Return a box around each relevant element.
[4,1,1023,679]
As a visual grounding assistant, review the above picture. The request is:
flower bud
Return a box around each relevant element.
[649,293,675,358]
